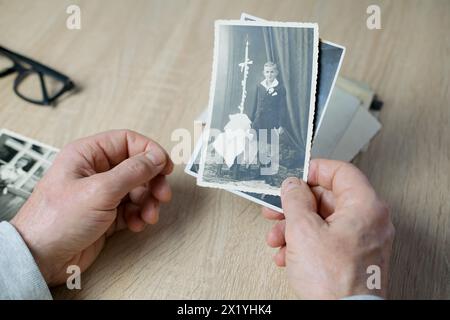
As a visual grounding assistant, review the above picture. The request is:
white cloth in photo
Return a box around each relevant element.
[212,113,258,168]
[0,165,25,184]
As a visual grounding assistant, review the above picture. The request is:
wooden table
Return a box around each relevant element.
[0,0,448,299]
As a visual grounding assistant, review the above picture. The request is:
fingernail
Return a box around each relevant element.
[282,177,301,192]
[146,148,166,166]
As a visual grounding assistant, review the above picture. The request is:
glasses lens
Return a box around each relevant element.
[15,71,44,101]
[16,72,67,103]
[43,73,65,98]
[0,55,14,73]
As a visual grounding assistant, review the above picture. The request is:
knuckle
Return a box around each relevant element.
[56,142,77,159]
[387,221,396,241]
[122,128,136,135]
[376,199,390,219]
[370,199,396,243]
[119,128,137,137]
[339,161,361,176]
[118,129,142,144]
[128,158,151,177]
[361,197,390,222]
[341,161,357,171]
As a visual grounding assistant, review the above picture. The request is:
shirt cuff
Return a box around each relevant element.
[0,221,52,300]
[341,294,384,300]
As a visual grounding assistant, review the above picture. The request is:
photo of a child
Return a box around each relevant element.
[251,62,287,142]
[198,20,318,195]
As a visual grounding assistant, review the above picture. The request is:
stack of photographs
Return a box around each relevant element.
[196,16,321,197]
[186,13,348,212]
[185,14,345,211]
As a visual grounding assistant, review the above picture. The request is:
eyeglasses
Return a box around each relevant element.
[0,45,75,106]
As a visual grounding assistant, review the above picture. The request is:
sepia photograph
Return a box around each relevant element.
[197,20,319,196]
[0,129,58,221]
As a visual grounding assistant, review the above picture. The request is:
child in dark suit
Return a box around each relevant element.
[251,62,287,144]
[251,62,288,183]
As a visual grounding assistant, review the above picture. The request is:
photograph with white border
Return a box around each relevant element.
[241,13,345,136]
[186,136,282,213]
[197,20,319,196]
[0,129,58,221]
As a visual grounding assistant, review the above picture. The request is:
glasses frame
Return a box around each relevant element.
[0,45,75,106]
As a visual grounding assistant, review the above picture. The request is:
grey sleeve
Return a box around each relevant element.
[341,294,384,300]
[0,221,52,300]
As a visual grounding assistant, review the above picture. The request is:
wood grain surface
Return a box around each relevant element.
[0,0,448,299]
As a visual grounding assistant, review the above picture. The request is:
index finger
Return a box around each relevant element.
[308,159,377,206]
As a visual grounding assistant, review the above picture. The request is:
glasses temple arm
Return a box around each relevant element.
[0,66,17,78]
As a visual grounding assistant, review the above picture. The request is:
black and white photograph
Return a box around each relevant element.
[314,41,346,134]
[240,13,346,136]
[197,20,319,195]
[0,129,58,221]
[186,136,283,212]
[188,31,344,212]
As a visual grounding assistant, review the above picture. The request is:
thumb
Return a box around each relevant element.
[281,177,324,229]
[93,147,169,199]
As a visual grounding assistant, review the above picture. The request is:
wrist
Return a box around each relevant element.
[10,217,57,285]
[336,269,387,299]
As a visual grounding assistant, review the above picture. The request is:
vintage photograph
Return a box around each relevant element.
[314,41,346,133]
[240,13,345,136]
[190,16,344,210]
[190,13,345,211]
[186,137,282,213]
[198,20,319,195]
[0,129,58,221]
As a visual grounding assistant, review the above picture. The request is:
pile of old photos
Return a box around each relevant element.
[185,13,383,213]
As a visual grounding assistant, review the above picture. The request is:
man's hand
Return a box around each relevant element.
[262,159,395,299]
[11,130,174,286]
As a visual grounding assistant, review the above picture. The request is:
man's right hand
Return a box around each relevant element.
[263,159,395,299]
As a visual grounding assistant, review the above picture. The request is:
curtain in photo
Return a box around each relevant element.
[212,25,266,130]
[262,26,314,151]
